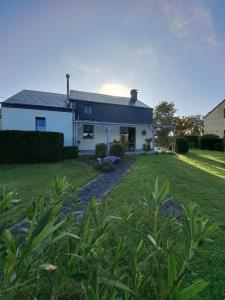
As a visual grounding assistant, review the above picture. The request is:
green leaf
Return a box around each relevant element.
[158,180,170,203]
[202,222,220,239]
[31,208,53,239]
[148,234,157,247]
[176,280,208,300]
[100,278,134,294]
[105,215,123,222]
[70,272,88,281]
[168,245,177,291]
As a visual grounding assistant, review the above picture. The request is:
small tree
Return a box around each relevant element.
[154,101,176,147]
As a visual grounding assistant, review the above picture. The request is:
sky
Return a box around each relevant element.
[0,0,225,116]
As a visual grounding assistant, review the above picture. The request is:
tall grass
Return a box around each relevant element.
[0,177,218,299]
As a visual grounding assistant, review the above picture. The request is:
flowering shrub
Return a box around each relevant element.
[103,156,120,164]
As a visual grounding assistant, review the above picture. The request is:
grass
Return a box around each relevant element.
[105,149,225,300]
[0,150,224,298]
[0,158,98,203]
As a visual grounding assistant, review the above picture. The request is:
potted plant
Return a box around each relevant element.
[145,137,152,151]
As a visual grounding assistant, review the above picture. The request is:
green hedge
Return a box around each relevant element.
[183,135,199,148]
[176,137,189,154]
[0,130,64,163]
[110,143,125,158]
[95,143,107,158]
[63,146,79,159]
[199,134,222,150]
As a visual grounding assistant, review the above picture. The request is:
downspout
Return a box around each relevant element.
[72,101,76,147]
[66,74,76,146]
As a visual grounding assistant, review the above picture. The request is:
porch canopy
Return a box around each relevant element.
[73,120,155,154]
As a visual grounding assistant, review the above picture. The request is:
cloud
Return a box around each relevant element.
[131,46,158,65]
[157,0,219,45]
[100,83,130,97]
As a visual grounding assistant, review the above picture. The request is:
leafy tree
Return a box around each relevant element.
[153,101,176,146]
[175,115,204,136]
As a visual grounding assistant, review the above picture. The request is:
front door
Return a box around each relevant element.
[120,127,136,151]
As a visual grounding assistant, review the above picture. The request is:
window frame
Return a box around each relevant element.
[83,124,94,139]
[84,104,93,115]
[36,117,46,132]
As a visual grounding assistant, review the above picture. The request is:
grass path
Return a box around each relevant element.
[105,150,225,300]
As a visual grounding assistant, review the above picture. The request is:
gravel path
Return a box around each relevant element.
[78,158,135,212]
[10,158,135,234]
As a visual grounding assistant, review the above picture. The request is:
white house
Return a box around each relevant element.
[204,99,225,138]
[1,75,154,154]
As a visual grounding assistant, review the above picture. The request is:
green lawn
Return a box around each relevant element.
[0,150,224,298]
[0,158,98,202]
[105,149,225,300]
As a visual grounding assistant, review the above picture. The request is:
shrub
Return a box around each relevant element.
[63,146,78,159]
[0,130,63,163]
[0,178,218,299]
[176,137,189,154]
[199,134,221,150]
[214,143,222,151]
[110,143,125,158]
[95,143,107,158]
[184,135,199,148]
[100,160,115,172]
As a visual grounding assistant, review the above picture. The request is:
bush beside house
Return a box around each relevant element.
[63,146,79,159]
[110,142,125,158]
[183,135,199,148]
[95,143,107,158]
[199,134,223,151]
[0,130,63,163]
[176,137,189,154]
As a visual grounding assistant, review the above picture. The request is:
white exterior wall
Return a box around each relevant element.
[204,101,225,138]
[78,123,153,151]
[2,107,153,150]
[2,107,73,146]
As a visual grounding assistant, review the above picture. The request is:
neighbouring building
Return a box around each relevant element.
[204,99,225,138]
[1,74,154,154]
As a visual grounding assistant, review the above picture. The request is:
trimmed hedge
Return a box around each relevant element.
[214,143,222,151]
[199,134,222,150]
[183,135,199,148]
[0,130,63,163]
[95,143,107,158]
[110,143,125,158]
[63,146,79,159]
[176,137,189,154]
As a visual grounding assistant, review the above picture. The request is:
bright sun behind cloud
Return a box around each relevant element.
[100,83,130,97]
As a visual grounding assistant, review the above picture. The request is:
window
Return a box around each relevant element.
[83,124,94,139]
[84,104,93,114]
[36,117,46,131]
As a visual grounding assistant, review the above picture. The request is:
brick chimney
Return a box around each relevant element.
[130,89,138,101]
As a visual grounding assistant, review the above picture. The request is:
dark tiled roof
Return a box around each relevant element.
[3,90,68,109]
[69,90,149,108]
[3,89,151,110]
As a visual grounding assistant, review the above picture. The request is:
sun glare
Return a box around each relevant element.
[100,83,130,97]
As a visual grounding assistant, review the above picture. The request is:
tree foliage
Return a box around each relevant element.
[153,101,176,147]
[175,115,204,136]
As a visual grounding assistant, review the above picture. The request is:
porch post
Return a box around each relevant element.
[151,125,155,152]
[172,127,176,153]
[74,122,77,146]
[105,124,110,155]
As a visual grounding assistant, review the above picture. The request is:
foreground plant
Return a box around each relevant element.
[0,177,79,299]
[0,177,219,299]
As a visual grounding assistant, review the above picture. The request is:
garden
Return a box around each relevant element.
[0,148,224,299]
